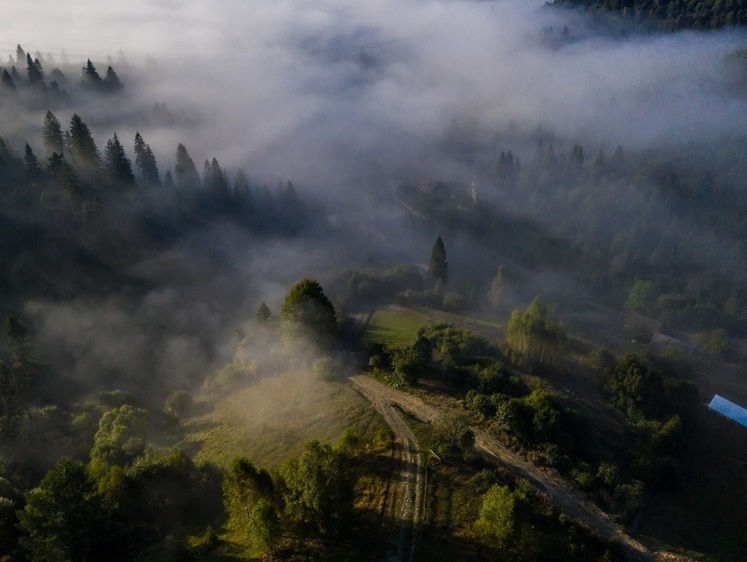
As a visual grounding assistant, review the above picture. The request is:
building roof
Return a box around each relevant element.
[709,394,747,429]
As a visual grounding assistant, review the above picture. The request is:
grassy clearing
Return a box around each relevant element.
[183,371,381,469]
[362,307,432,346]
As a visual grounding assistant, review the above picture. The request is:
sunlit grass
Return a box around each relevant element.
[362,308,432,346]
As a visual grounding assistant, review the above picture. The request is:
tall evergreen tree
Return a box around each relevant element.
[15,45,25,66]
[133,132,159,184]
[42,111,64,157]
[24,144,41,180]
[174,143,200,190]
[1,69,16,91]
[26,54,44,89]
[429,235,448,286]
[103,66,122,91]
[81,59,102,89]
[68,114,101,181]
[103,133,134,188]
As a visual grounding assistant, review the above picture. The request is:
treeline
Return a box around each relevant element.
[1,44,123,109]
[399,136,747,349]
[554,0,747,30]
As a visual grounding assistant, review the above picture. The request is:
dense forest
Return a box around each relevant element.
[555,0,747,30]
[1,0,746,560]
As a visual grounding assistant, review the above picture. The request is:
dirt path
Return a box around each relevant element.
[351,376,422,562]
[349,374,653,562]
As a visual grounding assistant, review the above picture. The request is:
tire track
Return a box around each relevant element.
[349,374,654,562]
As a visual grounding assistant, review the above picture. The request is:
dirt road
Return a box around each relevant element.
[349,374,653,561]
[352,375,423,562]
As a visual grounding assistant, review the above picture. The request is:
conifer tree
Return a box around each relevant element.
[133,132,159,184]
[15,45,25,66]
[163,170,175,189]
[174,143,200,190]
[103,133,134,187]
[42,111,64,157]
[429,235,448,286]
[26,54,44,90]
[1,69,15,91]
[24,144,41,179]
[68,114,101,180]
[103,66,122,91]
[81,59,102,89]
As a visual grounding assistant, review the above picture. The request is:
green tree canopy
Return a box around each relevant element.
[278,440,354,536]
[505,297,566,369]
[473,484,516,548]
[17,458,113,561]
[605,353,665,422]
[280,278,337,338]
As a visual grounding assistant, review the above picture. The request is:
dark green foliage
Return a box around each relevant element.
[554,0,747,30]
[278,440,354,537]
[605,353,665,422]
[89,405,149,478]
[280,278,337,338]
[17,458,114,561]
[222,458,278,553]
[163,390,192,418]
[103,133,134,188]
[505,297,566,370]
[428,235,448,286]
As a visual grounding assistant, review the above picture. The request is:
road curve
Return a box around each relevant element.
[349,374,653,562]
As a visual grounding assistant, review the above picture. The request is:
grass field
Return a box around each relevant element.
[183,371,385,469]
[362,307,433,346]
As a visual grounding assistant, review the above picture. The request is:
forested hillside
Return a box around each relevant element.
[554,0,747,30]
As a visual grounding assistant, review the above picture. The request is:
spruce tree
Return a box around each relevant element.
[81,59,102,89]
[428,235,448,286]
[68,114,101,181]
[42,111,64,157]
[15,45,25,66]
[26,54,44,89]
[103,66,122,91]
[133,132,159,184]
[1,69,15,91]
[174,143,200,190]
[103,133,134,187]
[24,144,40,179]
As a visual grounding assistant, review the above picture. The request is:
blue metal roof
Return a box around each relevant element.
[709,395,747,429]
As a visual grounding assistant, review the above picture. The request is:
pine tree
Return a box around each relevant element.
[26,54,44,89]
[81,59,102,89]
[256,302,272,323]
[24,144,41,179]
[1,69,15,91]
[103,133,134,188]
[174,143,200,190]
[103,66,122,91]
[42,111,64,157]
[163,170,175,189]
[428,235,448,286]
[133,132,159,184]
[15,45,25,66]
[68,114,101,181]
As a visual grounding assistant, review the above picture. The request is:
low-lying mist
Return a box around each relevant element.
[2,0,747,400]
